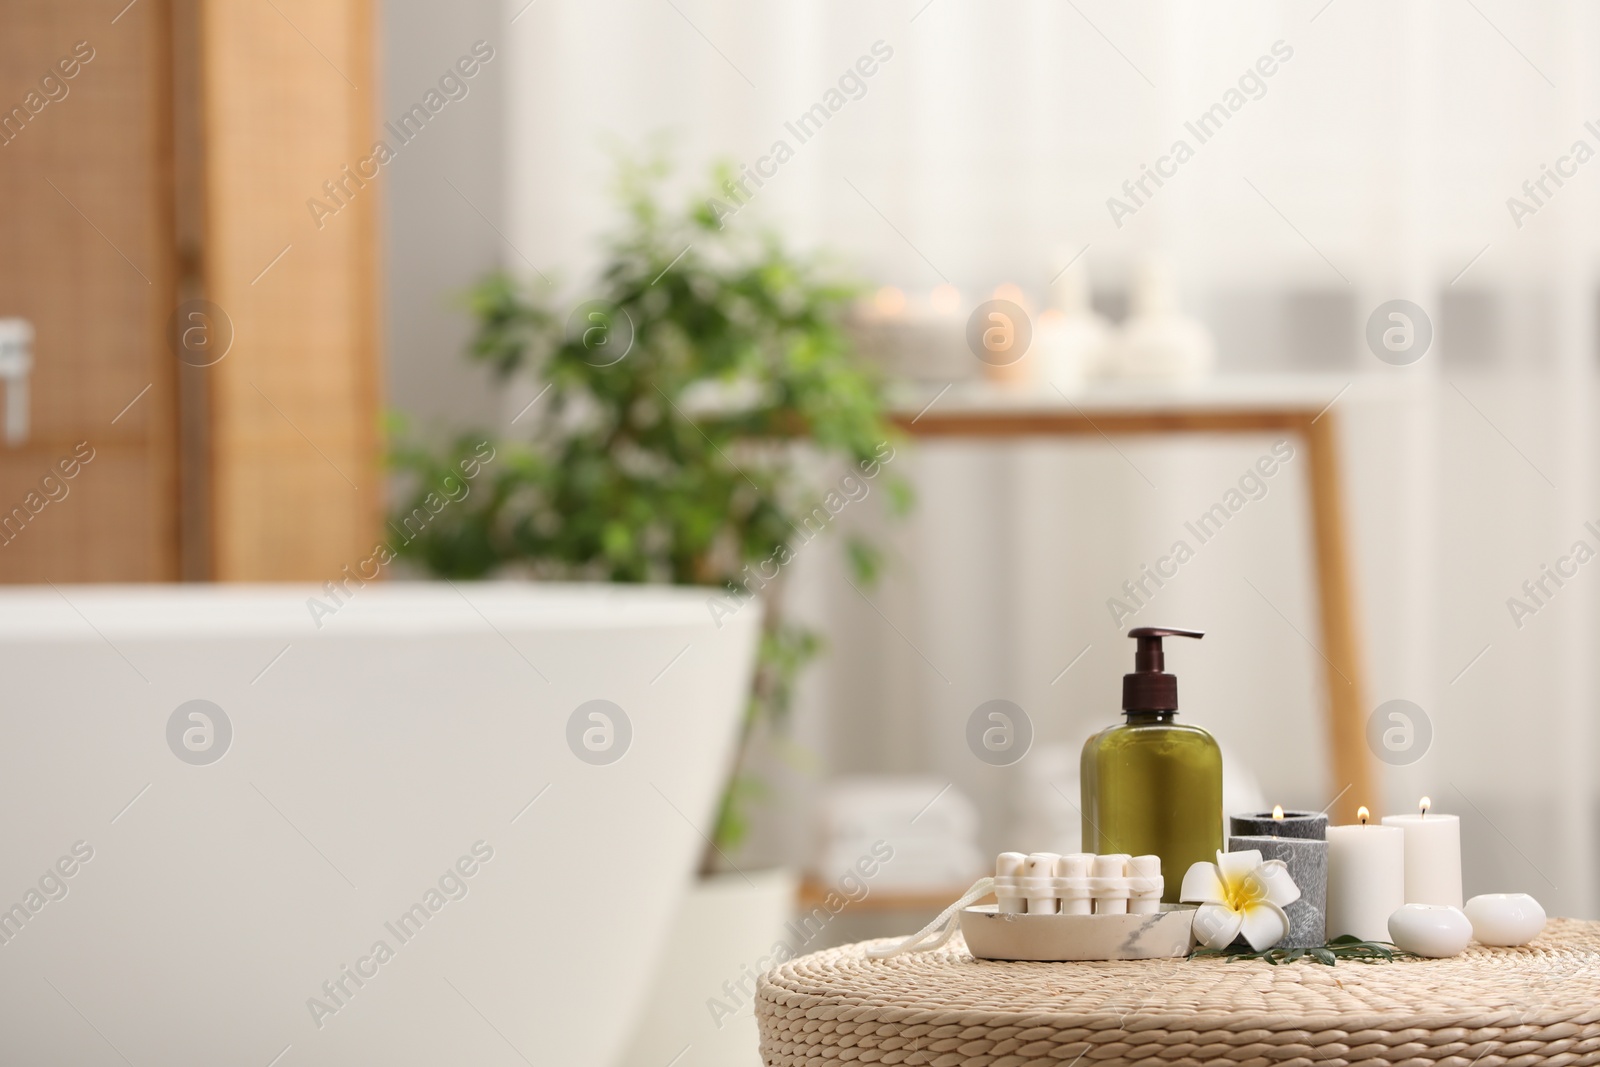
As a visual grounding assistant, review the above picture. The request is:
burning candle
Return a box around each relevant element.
[1228,803,1328,948]
[1381,797,1463,908]
[1229,805,1328,840]
[1325,805,1405,942]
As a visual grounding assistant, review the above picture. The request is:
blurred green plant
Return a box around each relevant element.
[389,157,909,867]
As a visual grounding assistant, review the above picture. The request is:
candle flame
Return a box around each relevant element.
[1357,805,1370,825]
[1420,796,1431,816]
[1272,805,1285,820]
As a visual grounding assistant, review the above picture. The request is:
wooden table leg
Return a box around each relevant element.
[1301,410,1374,824]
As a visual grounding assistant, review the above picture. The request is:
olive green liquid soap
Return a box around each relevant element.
[1081,627,1222,903]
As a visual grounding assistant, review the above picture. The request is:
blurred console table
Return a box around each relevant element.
[796,877,986,915]
[890,376,1375,823]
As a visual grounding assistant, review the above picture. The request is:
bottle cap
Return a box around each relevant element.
[1123,626,1204,712]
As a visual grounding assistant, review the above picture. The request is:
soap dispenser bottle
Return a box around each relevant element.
[1081,627,1222,902]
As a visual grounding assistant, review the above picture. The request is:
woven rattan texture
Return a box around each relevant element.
[755,918,1600,1067]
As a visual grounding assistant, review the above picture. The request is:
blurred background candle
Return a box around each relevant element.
[1326,806,1405,942]
[980,284,1036,386]
[1381,797,1463,908]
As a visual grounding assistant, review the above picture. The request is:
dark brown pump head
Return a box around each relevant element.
[1123,626,1204,713]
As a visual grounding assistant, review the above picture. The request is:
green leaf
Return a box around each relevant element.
[1189,936,1418,967]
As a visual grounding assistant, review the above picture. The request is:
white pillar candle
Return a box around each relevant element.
[1381,797,1463,908]
[1326,807,1406,942]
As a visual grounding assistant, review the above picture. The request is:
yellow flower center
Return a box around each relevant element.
[1222,871,1265,912]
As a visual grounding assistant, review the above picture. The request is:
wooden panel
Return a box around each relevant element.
[0,0,180,581]
[1302,411,1374,824]
[200,0,381,579]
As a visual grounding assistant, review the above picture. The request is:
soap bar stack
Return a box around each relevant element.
[995,852,1162,916]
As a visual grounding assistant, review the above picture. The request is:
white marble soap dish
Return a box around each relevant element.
[964,851,1195,961]
[866,851,1196,964]
[960,902,1199,961]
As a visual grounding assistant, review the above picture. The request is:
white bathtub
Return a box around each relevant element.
[0,582,759,1067]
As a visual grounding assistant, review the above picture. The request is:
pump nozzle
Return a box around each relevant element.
[1123,626,1204,713]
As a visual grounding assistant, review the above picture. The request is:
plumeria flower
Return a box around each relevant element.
[1180,849,1302,951]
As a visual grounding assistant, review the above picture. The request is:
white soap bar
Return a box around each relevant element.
[1388,903,1472,958]
[1091,853,1131,915]
[995,852,1027,914]
[1464,893,1546,947]
[1025,853,1061,915]
[1057,853,1093,915]
[1127,854,1163,914]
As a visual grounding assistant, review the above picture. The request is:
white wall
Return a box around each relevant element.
[381,0,508,438]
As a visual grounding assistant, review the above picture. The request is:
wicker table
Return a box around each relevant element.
[756,919,1600,1067]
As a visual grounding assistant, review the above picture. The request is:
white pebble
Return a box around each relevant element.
[1464,893,1546,947]
[1388,903,1472,958]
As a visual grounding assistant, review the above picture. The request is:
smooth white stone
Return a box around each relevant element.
[1464,893,1546,947]
[1388,903,1472,958]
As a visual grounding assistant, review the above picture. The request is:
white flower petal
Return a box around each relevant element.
[1217,849,1262,885]
[1180,861,1227,905]
[1249,860,1302,909]
[1239,901,1290,951]
[1191,902,1244,949]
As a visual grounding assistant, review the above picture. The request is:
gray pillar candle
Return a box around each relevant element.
[1228,834,1328,948]
[1230,810,1328,840]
